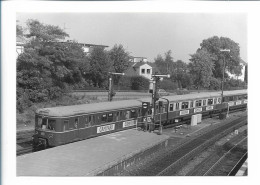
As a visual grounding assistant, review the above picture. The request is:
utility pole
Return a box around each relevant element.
[220,49,230,102]
[108,72,125,101]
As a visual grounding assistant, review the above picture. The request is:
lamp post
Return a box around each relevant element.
[108,72,125,101]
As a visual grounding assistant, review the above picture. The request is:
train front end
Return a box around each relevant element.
[33,109,58,149]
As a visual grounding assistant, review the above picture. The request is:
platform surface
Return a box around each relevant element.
[17,129,169,176]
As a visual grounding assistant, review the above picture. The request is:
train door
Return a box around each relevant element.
[73,117,80,140]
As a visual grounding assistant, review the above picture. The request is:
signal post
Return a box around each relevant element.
[150,74,170,134]
[108,72,125,101]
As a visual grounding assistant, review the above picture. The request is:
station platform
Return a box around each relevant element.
[17,129,169,176]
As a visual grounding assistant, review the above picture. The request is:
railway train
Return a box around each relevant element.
[33,89,247,148]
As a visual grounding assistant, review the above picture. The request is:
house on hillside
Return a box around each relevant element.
[65,40,109,55]
[227,58,247,81]
[124,58,160,80]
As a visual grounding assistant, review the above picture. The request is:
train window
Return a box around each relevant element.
[41,118,48,129]
[217,97,221,104]
[156,105,159,112]
[116,112,120,121]
[244,95,247,99]
[63,120,69,131]
[203,100,206,106]
[108,113,113,122]
[126,111,130,119]
[176,103,180,110]
[48,119,56,131]
[138,109,141,116]
[229,96,234,101]
[169,104,174,111]
[238,95,243,100]
[196,100,202,107]
[208,99,213,105]
[101,114,107,123]
[163,105,167,113]
[190,101,194,108]
[74,119,78,129]
[181,102,189,109]
[213,98,217,104]
[148,109,152,115]
[37,117,42,127]
[85,116,91,127]
[131,110,137,118]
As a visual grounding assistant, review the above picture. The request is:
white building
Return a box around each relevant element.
[124,59,160,80]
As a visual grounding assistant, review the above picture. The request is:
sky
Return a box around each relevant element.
[17,13,247,63]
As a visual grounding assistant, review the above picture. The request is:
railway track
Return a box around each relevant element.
[203,137,247,176]
[186,131,247,176]
[121,115,247,176]
[17,130,34,156]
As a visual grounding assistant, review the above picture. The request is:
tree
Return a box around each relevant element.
[25,19,69,42]
[199,36,242,79]
[109,44,131,84]
[16,21,23,36]
[154,50,175,75]
[17,20,89,111]
[88,47,113,88]
[189,48,215,90]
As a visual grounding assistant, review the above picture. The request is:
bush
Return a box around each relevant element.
[158,79,178,91]
[209,78,221,90]
[130,76,149,90]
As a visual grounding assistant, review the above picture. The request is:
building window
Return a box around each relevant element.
[147,69,151,74]
[141,69,145,74]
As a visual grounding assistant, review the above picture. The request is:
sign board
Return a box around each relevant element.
[143,117,152,123]
[180,110,189,115]
[236,101,242,105]
[194,107,202,113]
[123,120,137,128]
[206,106,213,111]
[97,124,115,133]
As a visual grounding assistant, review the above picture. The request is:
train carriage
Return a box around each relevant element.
[33,89,247,148]
[34,99,142,148]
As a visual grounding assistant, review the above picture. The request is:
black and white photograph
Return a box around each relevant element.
[2,0,260,185]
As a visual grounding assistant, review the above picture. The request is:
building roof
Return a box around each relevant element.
[16,36,28,46]
[124,61,160,77]
[240,58,247,66]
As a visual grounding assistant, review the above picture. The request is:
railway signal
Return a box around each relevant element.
[108,72,125,101]
[150,74,170,133]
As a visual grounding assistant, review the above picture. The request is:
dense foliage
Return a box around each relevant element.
[17,19,247,113]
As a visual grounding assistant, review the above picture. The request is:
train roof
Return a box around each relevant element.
[36,99,141,117]
[140,89,248,103]
[36,89,247,117]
